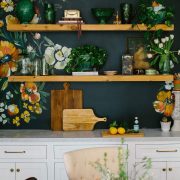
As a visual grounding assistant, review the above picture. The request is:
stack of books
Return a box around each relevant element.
[58,17,84,24]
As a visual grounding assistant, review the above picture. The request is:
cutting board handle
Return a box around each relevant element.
[63,82,70,91]
[95,117,107,122]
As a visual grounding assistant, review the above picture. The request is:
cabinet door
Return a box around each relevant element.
[136,162,166,180]
[148,162,166,180]
[55,163,68,180]
[0,163,15,180]
[16,163,47,180]
[167,162,180,180]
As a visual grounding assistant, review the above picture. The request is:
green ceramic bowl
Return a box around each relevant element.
[91,8,114,24]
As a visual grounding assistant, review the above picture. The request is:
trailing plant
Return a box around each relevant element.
[64,45,108,73]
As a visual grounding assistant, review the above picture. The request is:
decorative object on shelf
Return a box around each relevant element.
[145,68,158,75]
[18,55,33,75]
[174,73,180,91]
[64,9,80,19]
[44,3,56,24]
[72,71,99,76]
[33,57,41,76]
[63,109,107,131]
[120,3,133,24]
[91,8,114,24]
[133,69,145,75]
[113,11,121,24]
[153,81,175,131]
[136,0,174,29]
[104,71,118,76]
[15,0,35,24]
[122,54,133,75]
[0,82,49,126]
[0,40,20,77]
[41,57,49,75]
[64,44,107,73]
[171,91,180,131]
[160,117,171,132]
[147,34,180,74]
[102,130,144,137]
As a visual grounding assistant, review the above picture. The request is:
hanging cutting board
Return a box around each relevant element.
[51,83,83,131]
[63,109,107,131]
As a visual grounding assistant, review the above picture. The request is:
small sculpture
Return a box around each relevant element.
[113,11,121,24]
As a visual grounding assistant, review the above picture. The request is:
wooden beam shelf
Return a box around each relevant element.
[7,24,174,32]
[8,75,173,82]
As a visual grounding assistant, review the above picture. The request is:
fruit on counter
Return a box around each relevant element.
[109,127,118,135]
[118,127,126,135]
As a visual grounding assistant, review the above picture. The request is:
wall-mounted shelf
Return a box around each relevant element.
[8,75,173,82]
[7,24,174,32]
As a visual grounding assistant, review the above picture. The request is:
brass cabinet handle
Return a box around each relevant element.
[156,149,178,153]
[162,168,166,171]
[10,168,14,172]
[169,168,173,171]
[16,169,20,172]
[4,151,26,154]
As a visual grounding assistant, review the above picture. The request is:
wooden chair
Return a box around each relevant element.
[64,147,122,180]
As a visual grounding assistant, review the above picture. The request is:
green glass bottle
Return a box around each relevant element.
[44,3,56,24]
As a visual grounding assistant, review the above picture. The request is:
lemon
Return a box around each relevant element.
[109,127,118,135]
[118,127,126,135]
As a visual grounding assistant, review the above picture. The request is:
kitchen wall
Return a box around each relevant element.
[1,0,180,129]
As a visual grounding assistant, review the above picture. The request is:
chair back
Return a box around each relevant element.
[64,146,124,180]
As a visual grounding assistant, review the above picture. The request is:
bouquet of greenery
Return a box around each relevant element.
[137,0,174,29]
[147,34,180,74]
[64,45,107,73]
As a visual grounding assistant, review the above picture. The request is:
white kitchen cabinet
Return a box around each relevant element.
[0,163,47,180]
[16,163,47,180]
[0,163,15,180]
[166,162,180,180]
[55,163,68,180]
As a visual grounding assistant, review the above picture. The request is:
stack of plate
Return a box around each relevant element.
[104,71,118,75]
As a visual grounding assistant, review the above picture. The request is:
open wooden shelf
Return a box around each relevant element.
[8,75,173,82]
[7,24,174,32]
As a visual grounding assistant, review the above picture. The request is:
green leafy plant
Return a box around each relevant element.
[90,140,152,180]
[136,0,174,29]
[64,45,108,73]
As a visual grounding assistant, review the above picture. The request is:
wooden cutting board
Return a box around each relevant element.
[63,109,107,131]
[51,83,83,131]
[102,130,144,138]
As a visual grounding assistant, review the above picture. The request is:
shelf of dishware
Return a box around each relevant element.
[8,75,174,82]
[7,24,174,32]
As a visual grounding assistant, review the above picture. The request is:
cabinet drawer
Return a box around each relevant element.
[0,145,47,159]
[136,144,180,159]
[54,144,127,159]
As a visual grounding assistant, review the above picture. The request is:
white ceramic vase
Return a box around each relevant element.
[161,121,171,132]
[171,91,180,131]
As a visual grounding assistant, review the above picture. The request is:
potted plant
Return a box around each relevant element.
[147,34,180,74]
[136,0,174,29]
[153,81,175,132]
[64,45,108,73]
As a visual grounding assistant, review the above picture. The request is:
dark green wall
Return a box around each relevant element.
[2,0,180,129]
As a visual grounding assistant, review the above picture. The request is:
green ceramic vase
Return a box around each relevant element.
[16,0,35,24]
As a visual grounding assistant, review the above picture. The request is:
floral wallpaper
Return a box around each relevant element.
[0,0,71,127]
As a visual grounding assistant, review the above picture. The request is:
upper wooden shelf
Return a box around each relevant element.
[8,75,173,82]
[7,24,174,32]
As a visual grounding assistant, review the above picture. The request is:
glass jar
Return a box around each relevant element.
[122,54,133,75]
[44,3,56,24]
[41,57,49,75]
[19,55,33,75]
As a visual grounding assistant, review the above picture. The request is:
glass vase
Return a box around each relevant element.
[33,58,41,76]
[19,55,33,75]
[160,54,171,75]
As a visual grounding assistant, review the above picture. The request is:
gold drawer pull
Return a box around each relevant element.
[156,150,178,153]
[4,151,26,154]
[169,168,173,171]
[162,168,166,171]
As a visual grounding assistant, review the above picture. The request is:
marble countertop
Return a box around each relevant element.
[1,129,180,142]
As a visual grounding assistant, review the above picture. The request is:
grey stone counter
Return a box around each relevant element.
[0,129,180,142]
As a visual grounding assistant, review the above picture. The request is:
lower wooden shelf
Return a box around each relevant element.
[8,75,173,82]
